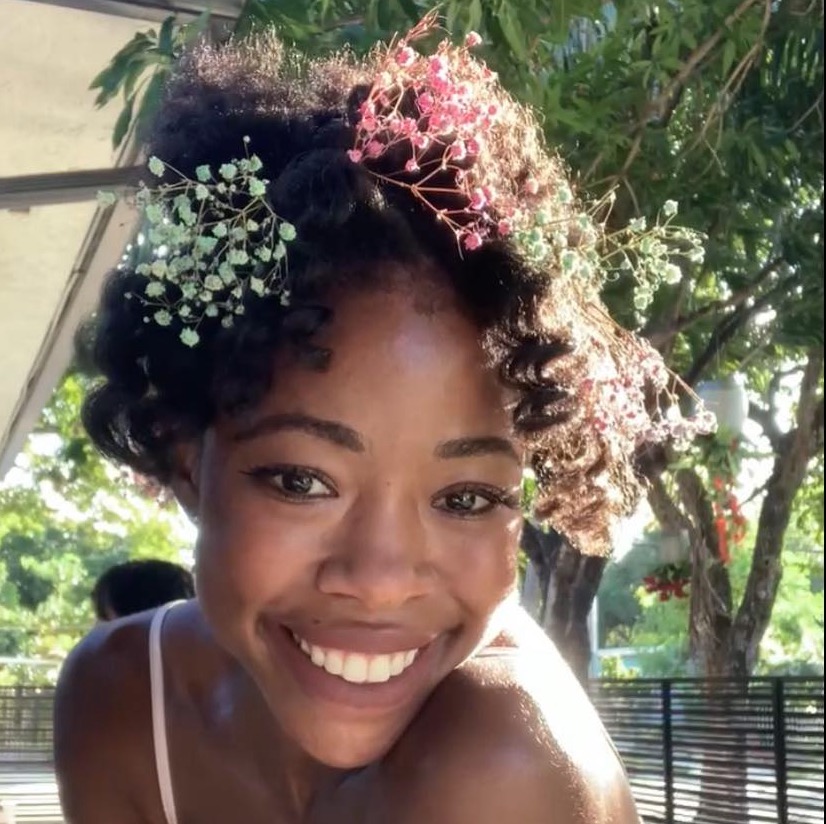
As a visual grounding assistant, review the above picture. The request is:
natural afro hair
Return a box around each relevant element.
[82,32,645,555]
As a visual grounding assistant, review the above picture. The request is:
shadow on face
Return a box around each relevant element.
[192,279,524,768]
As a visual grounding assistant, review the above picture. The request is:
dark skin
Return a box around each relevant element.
[55,281,641,823]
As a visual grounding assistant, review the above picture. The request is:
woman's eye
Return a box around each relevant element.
[435,489,498,516]
[244,466,336,500]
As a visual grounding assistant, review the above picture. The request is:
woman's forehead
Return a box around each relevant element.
[225,288,514,442]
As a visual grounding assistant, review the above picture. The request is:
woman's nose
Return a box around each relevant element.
[316,492,434,610]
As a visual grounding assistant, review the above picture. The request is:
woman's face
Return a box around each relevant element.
[192,282,523,769]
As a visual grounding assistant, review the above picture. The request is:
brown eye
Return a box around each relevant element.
[446,491,487,512]
[244,466,336,500]
[280,469,317,495]
[434,488,497,516]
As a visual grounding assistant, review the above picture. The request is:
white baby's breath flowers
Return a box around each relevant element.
[104,139,297,347]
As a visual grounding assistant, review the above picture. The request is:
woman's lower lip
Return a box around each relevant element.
[263,623,439,712]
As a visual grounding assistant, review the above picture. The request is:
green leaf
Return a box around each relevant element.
[445,0,460,35]
[122,61,146,103]
[721,39,737,77]
[112,95,135,149]
[493,6,529,63]
[134,70,167,138]
[157,16,176,57]
[181,10,211,47]
[468,0,483,33]
[397,0,420,24]
[376,0,396,33]
[91,56,134,107]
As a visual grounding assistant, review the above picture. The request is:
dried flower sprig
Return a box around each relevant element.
[348,15,705,295]
[99,138,296,347]
[349,13,516,254]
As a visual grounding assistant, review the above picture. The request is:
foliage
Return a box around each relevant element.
[599,522,824,678]
[0,373,190,684]
[90,13,211,148]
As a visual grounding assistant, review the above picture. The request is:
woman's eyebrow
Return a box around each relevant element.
[434,436,520,464]
[232,412,365,452]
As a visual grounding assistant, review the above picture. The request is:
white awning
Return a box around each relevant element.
[0,0,236,476]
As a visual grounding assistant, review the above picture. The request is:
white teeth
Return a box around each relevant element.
[389,652,406,676]
[342,655,368,684]
[323,650,344,676]
[310,646,325,667]
[292,634,421,685]
[367,656,391,683]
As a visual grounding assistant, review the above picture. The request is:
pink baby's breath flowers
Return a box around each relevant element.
[448,141,467,161]
[463,231,484,250]
[348,13,507,255]
[465,31,483,48]
[524,178,540,195]
[469,188,488,210]
[396,46,417,68]
[411,132,430,150]
[417,92,435,113]
[428,55,449,78]
[365,140,384,158]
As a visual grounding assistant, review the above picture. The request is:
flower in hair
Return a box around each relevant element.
[100,139,296,347]
[348,13,715,456]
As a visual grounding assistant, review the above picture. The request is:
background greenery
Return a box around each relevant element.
[1,0,822,683]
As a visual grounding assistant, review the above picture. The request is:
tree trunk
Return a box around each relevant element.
[521,520,607,683]
[647,350,824,823]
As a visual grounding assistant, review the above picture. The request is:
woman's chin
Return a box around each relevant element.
[292,721,401,770]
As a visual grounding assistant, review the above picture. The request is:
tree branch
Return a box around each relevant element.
[687,0,774,152]
[749,401,783,450]
[654,0,763,119]
[647,474,692,534]
[647,257,784,348]
[586,0,764,182]
[675,467,735,674]
[683,286,780,386]
[730,347,824,674]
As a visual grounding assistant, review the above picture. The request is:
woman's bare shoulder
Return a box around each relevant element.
[372,611,640,824]
[54,611,161,822]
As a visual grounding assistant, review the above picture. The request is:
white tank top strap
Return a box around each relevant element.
[149,601,185,824]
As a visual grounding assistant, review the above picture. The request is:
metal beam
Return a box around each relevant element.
[17,0,242,24]
[0,166,143,210]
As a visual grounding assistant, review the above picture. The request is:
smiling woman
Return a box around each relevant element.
[49,17,669,824]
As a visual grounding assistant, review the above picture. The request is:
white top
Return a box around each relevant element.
[149,601,182,824]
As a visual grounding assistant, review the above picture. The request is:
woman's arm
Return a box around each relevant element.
[54,618,162,824]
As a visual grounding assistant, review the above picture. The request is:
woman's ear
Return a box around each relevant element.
[169,441,201,522]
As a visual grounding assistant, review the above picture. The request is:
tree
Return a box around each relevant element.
[598,521,824,678]
[0,372,189,684]
[91,0,824,681]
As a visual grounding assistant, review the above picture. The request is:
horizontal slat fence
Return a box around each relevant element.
[1,678,823,823]
[589,677,825,824]
[0,687,54,764]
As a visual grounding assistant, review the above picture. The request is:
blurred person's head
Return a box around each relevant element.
[92,559,195,621]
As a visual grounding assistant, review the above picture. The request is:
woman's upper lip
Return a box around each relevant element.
[271,619,439,654]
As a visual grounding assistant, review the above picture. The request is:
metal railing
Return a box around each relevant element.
[2,678,824,822]
[590,677,825,824]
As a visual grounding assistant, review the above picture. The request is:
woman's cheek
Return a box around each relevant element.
[436,514,521,602]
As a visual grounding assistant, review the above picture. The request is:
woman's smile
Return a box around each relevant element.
[259,616,450,712]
